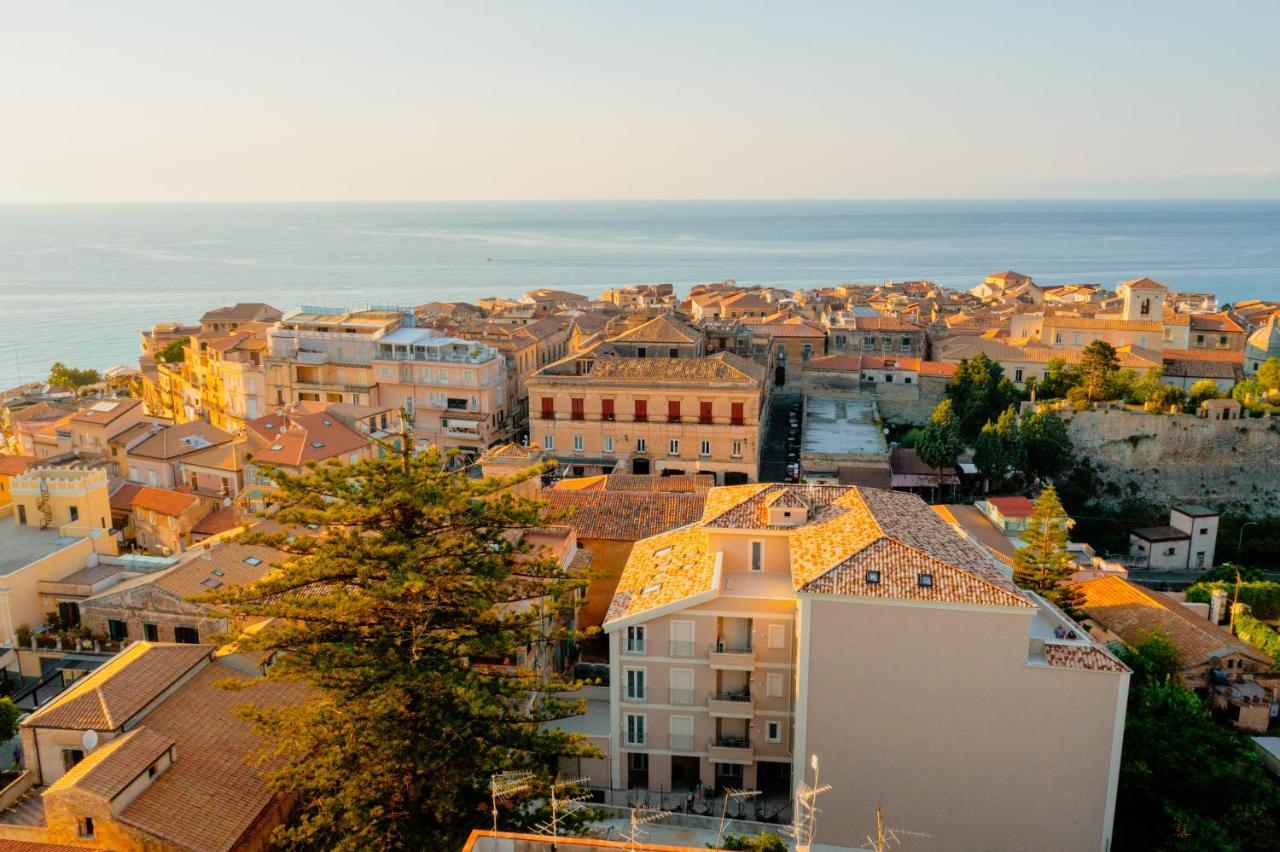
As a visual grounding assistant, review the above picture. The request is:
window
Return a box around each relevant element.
[1014,368,1023,382]
[174,626,200,644]
[751,540,764,571]
[768,624,785,649]
[766,721,782,743]
[1140,298,1151,316]
[669,347,679,358]
[635,437,647,453]
[668,439,679,456]
[625,713,646,746]
[884,374,894,383]
[77,817,94,839]
[625,625,646,654]
[68,506,79,523]
[730,402,745,426]
[1219,335,1228,347]
[667,400,681,423]
[602,398,615,421]
[540,397,555,419]
[636,346,647,358]
[108,619,128,641]
[570,397,584,421]
[63,749,85,771]
[700,440,711,457]
[57,600,81,628]
[604,436,614,453]
[731,440,743,458]
[143,623,159,642]
[634,400,647,422]
[1199,527,1209,535]
[917,573,933,588]
[866,569,881,585]
[1165,546,1176,556]
[1054,332,1063,344]
[542,434,554,450]
[835,334,847,348]
[573,435,584,452]
[699,401,713,424]
[901,336,912,351]
[766,672,784,698]
[625,668,647,701]
[863,336,875,349]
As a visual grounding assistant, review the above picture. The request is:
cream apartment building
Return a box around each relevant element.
[527,353,767,484]
[603,483,1129,852]
[264,305,410,408]
[372,328,511,454]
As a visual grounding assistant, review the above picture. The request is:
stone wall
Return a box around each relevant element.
[801,370,946,424]
[1056,405,1280,514]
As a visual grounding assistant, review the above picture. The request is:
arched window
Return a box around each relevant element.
[1140,298,1151,316]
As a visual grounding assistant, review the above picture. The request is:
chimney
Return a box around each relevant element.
[1209,588,1229,625]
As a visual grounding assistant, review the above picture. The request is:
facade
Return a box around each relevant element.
[68,399,147,459]
[129,488,210,557]
[824,315,928,358]
[371,328,510,453]
[10,468,113,535]
[1128,505,1219,570]
[603,483,1129,851]
[1245,312,1280,374]
[263,306,410,408]
[123,421,233,489]
[527,353,767,485]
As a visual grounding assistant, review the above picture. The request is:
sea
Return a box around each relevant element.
[1,199,1278,390]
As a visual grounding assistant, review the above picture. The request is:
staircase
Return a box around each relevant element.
[36,480,52,530]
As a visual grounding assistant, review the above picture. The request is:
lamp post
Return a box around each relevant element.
[1237,520,1258,555]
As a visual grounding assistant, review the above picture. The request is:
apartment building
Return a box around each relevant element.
[68,398,147,458]
[263,306,410,408]
[129,487,211,556]
[825,315,928,358]
[603,483,1129,852]
[527,353,767,485]
[124,421,232,489]
[372,328,510,454]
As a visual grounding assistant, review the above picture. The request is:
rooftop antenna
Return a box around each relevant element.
[790,755,833,852]
[715,787,762,851]
[488,770,535,834]
[621,806,669,850]
[531,775,591,849]
[858,803,931,851]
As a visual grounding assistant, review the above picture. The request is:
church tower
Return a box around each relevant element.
[1119,277,1167,322]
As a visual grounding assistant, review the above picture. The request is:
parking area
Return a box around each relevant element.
[760,394,803,482]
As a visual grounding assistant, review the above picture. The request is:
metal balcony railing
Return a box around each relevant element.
[668,734,695,752]
[710,690,752,703]
[711,736,751,750]
[668,689,695,706]
[668,640,696,658]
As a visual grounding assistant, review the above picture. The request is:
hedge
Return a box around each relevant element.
[1231,606,1280,665]
[1185,581,1280,620]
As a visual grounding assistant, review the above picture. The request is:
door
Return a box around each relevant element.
[669,714,694,753]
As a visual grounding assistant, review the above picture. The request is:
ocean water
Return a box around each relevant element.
[1,199,1278,389]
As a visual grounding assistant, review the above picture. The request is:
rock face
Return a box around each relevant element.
[1059,405,1280,514]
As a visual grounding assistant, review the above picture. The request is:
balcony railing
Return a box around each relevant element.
[668,688,695,706]
[669,733,695,752]
[668,640,696,658]
[709,644,755,670]
[708,689,754,716]
[710,690,752,703]
[710,736,751,751]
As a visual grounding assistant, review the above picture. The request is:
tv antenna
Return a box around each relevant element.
[715,787,762,851]
[621,805,669,850]
[790,755,833,852]
[858,803,931,851]
[532,775,592,849]
[488,770,535,834]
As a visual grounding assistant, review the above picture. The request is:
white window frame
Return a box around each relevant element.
[624,712,646,746]
[635,437,646,453]
[603,436,614,453]
[750,540,764,572]
[668,438,679,456]
[767,624,785,649]
[700,439,711,457]
[625,667,647,702]
[543,434,554,450]
[766,672,784,698]
[731,440,743,458]
[573,434,584,452]
[765,720,782,743]
[625,625,646,654]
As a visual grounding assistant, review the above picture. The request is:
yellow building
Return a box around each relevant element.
[0,455,37,512]
[10,468,113,534]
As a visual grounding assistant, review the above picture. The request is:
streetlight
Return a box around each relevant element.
[1238,521,1259,554]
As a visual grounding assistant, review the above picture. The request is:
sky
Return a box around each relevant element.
[2,1,1278,202]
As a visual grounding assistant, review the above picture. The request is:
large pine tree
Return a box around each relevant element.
[206,448,595,851]
[1012,485,1084,616]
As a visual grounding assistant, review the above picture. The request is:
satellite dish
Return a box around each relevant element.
[82,729,99,751]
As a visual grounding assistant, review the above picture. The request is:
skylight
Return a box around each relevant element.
[311,441,325,448]
[211,569,224,577]
[270,444,284,451]
[243,556,263,566]
[642,583,662,595]
[201,578,223,589]
[653,547,673,559]
[917,573,934,588]
[865,570,881,585]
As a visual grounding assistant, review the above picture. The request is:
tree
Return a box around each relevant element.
[1143,383,1184,413]
[717,832,789,851]
[1112,631,1181,689]
[1036,357,1081,400]
[206,449,595,850]
[1257,356,1280,392]
[1079,340,1120,402]
[916,400,963,498]
[46,362,101,391]
[1187,379,1221,406]
[944,353,1021,442]
[1011,485,1083,616]
[0,698,19,746]
[156,339,187,364]
[973,406,1023,493]
[1018,410,1073,483]
[1232,378,1265,405]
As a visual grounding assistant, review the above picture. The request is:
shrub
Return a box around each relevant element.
[1232,606,1280,663]
[1185,581,1280,620]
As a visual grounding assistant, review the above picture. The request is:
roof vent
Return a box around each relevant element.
[322,419,332,426]
[642,583,662,595]
[270,444,284,451]
[865,570,881,585]
[311,441,325,449]
[211,569,225,577]
[917,572,934,588]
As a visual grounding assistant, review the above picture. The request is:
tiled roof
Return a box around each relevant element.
[918,361,959,377]
[117,660,311,852]
[602,474,713,493]
[890,447,954,477]
[0,842,93,852]
[47,725,175,800]
[0,455,37,476]
[987,496,1035,516]
[247,412,369,468]
[109,481,145,512]
[1042,643,1128,673]
[1162,359,1242,379]
[1074,576,1273,667]
[148,542,285,598]
[609,314,700,345]
[846,316,924,332]
[24,643,212,730]
[575,352,765,386]
[987,270,1031,281]
[541,490,706,541]
[1131,525,1189,542]
[180,438,259,473]
[605,525,718,622]
[131,487,200,516]
[131,421,233,461]
[1160,348,1244,364]
[190,506,241,536]
[1120,277,1167,291]
[742,321,826,338]
[1188,312,1244,333]
[70,397,141,426]
[1041,316,1164,332]
[804,355,864,372]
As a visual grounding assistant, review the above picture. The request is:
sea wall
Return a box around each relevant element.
[1056,405,1280,514]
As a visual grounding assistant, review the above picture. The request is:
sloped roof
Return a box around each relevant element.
[1074,576,1273,667]
[1120,277,1167,291]
[46,725,175,800]
[24,643,213,730]
[247,412,369,467]
[109,481,145,512]
[70,397,141,426]
[541,490,706,541]
[130,421,233,461]
[609,313,700,345]
[1188,312,1244,333]
[0,455,37,476]
[580,352,765,386]
[150,542,284,598]
[131,487,200,516]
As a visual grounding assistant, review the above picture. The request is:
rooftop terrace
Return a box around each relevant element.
[0,521,84,577]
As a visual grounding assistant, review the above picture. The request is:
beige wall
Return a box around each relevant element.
[0,537,98,644]
[797,596,1125,852]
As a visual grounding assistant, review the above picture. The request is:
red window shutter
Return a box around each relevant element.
[699,401,713,423]
[571,397,584,420]
[602,398,615,419]
[634,400,647,421]
[668,400,681,421]
[540,397,555,418]
[731,402,745,425]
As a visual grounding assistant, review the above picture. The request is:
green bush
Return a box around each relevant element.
[1232,606,1280,664]
[1185,581,1280,620]
[715,832,789,852]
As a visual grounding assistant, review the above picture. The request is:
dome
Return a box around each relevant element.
[1245,312,1280,372]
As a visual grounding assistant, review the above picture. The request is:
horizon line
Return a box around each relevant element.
[4,196,1280,206]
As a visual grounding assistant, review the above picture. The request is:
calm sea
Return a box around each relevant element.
[1,199,1278,389]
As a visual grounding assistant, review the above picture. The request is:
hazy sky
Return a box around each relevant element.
[3,2,1278,202]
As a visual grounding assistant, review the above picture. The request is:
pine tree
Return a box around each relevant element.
[973,406,1024,493]
[1018,409,1073,483]
[1079,340,1120,402]
[205,448,595,851]
[916,400,963,499]
[1012,485,1084,616]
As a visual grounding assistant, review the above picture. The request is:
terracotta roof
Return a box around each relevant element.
[837,466,893,488]
[541,490,706,541]
[987,270,1031,281]
[247,412,370,468]
[117,660,310,852]
[1161,359,1243,380]
[743,321,826,338]
[805,354,864,372]
[1073,576,1273,667]
[602,474,713,493]
[605,525,718,622]
[609,314,700,345]
[1041,316,1164,332]
[1042,643,1128,673]
[845,316,924,332]
[572,352,765,386]
[70,397,141,426]
[180,438,260,473]
[47,725,175,799]
[109,481,145,512]
[150,542,284,598]
[191,506,241,536]
[24,643,213,730]
[1160,348,1244,364]
[131,487,200,516]
[987,496,1035,517]
[130,421,233,461]
[0,842,93,852]
[1120,277,1167,291]
[918,361,959,377]
[200,302,281,323]
[890,447,955,477]
[0,455,37,476]
[1188,312,1243,333]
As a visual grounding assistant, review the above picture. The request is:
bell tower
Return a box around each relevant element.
[1120,277,1167,321]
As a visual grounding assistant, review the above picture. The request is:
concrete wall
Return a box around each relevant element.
[0,538,97,644]
[798,596,1125,852]
[801,370,947,425]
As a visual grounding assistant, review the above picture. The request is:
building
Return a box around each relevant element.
[129,488,210,557]
[1245,312,1280,374]
[123,422,233,490]
[242,404,373,489]
[0,454,37,511]
[976,496,1036,534]
[1128,505,1219,571]
[970,270,1035,301]
[527,353,767,485]
[371,328,510,454]
[602,483,1128,852]
[0,642,307,850]
[824,315,928,358]
[605,313,704,359]
[198,302,283,335]
[263,306,410,408]
[1187,312,1246,352]
[67,399,147,459]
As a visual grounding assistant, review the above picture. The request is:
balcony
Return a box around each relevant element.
[708,690,754,718]
[709,644,755,670]
[668,733,696,752]
[707,736,753,762]
[668,688,695,707]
